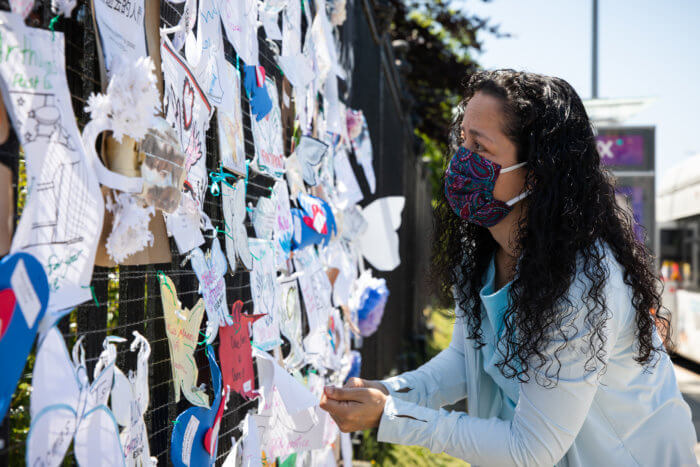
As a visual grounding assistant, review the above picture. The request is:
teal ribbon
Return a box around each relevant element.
[48,15,60,41]
[209,167,238,196]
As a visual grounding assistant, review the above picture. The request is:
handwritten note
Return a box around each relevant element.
[0,13,99,314]
[161,34,213,253]
[221,179,253,271]
[278,278,305,370]
[220,0,259,65]
[218,300,263,399]
[159,273,209,407]
[186,0,230,108]
[252,350,323,459]
[272,180,294,263]
[250,78,285,178]
[248,239,282,350]
[93,0,147,77]
[293,248,332,333]
[190,238,231,343]
[216,63,246,176]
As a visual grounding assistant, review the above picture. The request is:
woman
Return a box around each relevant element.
[320,69,698,466]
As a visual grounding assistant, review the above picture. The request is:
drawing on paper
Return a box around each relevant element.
[250,78,285,178]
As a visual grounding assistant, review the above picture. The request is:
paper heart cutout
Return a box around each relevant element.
[0,289,17,339]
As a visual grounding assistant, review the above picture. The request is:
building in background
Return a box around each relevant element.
[585,97,656,252]
[657,153,700,363]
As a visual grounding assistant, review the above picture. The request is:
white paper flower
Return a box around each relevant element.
[51,0,77,17]
[105,191,156,264]
[85,56,161,143]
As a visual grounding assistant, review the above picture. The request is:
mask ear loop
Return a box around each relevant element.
[501,161,529,206]
[500,161,527,174]
[506,190,530,207]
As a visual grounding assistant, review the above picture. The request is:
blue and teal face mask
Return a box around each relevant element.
[444,146,528,227]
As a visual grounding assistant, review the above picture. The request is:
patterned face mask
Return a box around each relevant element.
[444,146,528,227]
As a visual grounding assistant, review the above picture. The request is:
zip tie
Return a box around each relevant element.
[48,14,61,41]
[81,285,99,307]
[197,330,209,346]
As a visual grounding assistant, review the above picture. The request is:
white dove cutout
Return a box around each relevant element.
[111,332,157,466]
[222,179,254,272]
[356,196,405,272]
[27,327,126,466]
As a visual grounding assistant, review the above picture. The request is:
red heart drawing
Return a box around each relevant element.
[0,288,17,340]
[182,79,195,131]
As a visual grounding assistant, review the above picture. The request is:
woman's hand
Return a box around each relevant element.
[319,385,388,433]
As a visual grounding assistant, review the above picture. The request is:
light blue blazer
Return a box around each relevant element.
[378,246,698,466]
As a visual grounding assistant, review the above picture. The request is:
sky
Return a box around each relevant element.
[456,0,700,189]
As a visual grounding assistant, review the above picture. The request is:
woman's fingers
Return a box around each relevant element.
[344,377,366,388]
[320,395,358,419]
[324,386,367,402]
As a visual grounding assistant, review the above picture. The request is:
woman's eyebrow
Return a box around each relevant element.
[468,128,494,143]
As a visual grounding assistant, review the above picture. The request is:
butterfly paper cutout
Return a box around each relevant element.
[27,328,125,466]
[218,300,265,398]
[158,273,210,407]
[0,252,49,421]
[190,238,231,343]
[293,136,328,186]
[110,332,157,466]
[171,345,228,467]
[221,178,254,272]
[357,196,405,271]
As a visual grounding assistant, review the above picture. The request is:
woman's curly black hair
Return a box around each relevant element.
[432,69,667,386]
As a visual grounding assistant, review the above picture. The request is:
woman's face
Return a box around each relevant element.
[460,91,527,204]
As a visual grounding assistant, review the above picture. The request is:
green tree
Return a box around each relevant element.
[388,0,509,200]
